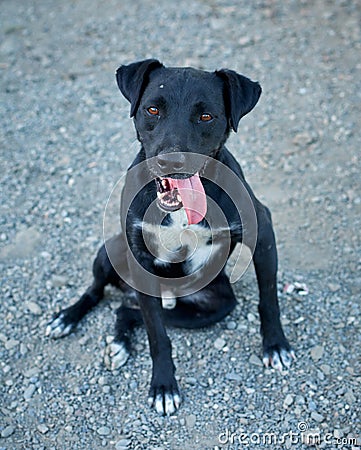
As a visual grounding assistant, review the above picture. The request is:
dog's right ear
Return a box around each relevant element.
[116,59,163,117]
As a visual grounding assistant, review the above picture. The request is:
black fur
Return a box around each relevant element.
[47,59,293,415]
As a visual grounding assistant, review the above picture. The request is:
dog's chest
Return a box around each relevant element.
[141,209,218,274]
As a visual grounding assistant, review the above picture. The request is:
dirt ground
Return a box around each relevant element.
[1,0,360,449]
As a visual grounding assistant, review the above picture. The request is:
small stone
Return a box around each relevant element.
[226,321,237,330]
[24,384,36,400]
[214,337,226,350]
[328,283,341,292]
[333,429,343,439]
[344,390,356,405]
[51,275,67,287]
[311,411,324,422]
[37,424,49,434]
[185,377,197,385]
[245,387,255,395]
[24,367,39,378]
[1,425,15,439]
[247,312,256,322]
[25,301,42,315]
[310,345,324,362]
[249,354,263,366]
[98,376,106,385]
[1,425,15,438]
[283,394,294,408]
[185,414,196,428]
[5,339,19,350]
[115,439,131,449]
[320,364,331,375]
[238,36,252,46]
[226,372,242,382]
[97,426,111,436]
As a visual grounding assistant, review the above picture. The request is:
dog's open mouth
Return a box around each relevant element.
[155,172,207,225]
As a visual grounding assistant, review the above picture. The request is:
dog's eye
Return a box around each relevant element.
[200,113,213,122]
[147,106,159,116]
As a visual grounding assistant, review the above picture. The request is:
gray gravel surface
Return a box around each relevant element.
[1,0,360,449]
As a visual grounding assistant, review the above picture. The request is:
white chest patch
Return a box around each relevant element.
[139,209,220,274]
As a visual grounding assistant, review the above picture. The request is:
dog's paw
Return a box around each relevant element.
[104,340,130,370]
[148,375,181,415]
[263,345,296,371]
[45,311,77,339]
[148,389,181,416]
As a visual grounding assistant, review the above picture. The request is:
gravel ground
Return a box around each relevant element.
[1,0,360,449]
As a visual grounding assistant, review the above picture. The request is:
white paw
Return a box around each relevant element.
[263,348,296,371]
[104,340,129,370]
[148,392,181,416]
[45,313,75,339]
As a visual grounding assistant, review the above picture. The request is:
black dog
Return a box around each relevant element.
[47,59,294,415]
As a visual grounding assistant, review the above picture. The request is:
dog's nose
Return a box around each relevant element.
[156,152,186,173]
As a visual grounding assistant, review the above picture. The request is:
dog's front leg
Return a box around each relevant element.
[252,207,295,371]
[128,248,180,415]
[138,293,181,415]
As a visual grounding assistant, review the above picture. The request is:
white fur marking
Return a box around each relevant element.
[104,341,129,370]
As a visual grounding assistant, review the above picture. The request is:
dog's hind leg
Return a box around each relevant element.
[104,305,143,370]
[46,235,125,339]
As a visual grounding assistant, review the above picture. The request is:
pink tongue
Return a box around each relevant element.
[168,172,207,224]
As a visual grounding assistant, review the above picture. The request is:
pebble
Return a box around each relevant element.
[97,426,111,436]
[310,345,324,361]
[226,372,242,382]
[311,411,324,422]
[24,384,36,400]
[226,320,237,330]
[185,414,196,428]
[328,283,341,292]
[320,364,331,375]
[214,337,226,350]
[283,394,294,408]
[115,439,131,449]
[247,313,256,322]
[25,301,42,315]
[344,390,356,405]
[4,339,19,350]
[1,425,15,438]
[24,367,39,378]
[249,354,263,366]
[37,424,49,434]
[51,274,68,287]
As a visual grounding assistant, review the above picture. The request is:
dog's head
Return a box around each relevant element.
[116,59,261,224]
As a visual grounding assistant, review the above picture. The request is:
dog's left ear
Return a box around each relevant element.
[116,59,163,117]
[216,69,262,132]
